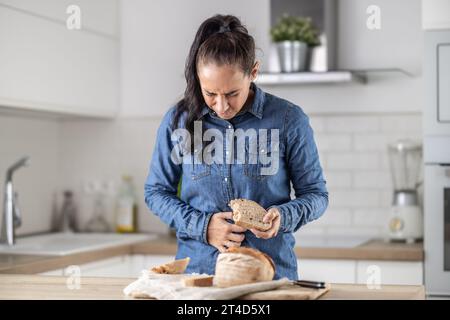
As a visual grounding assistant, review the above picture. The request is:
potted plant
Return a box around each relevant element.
[270,14,320,72]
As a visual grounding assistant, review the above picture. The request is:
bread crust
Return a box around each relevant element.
[226,246,275,273]
[214,247,276,287]
[183,275,214,287]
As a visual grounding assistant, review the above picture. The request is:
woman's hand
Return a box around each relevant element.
[207,212,247,253]
[250,207,281,239]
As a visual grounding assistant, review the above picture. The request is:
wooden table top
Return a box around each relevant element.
[0,274,425,300]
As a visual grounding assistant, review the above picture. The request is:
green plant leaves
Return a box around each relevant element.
[270,14,321,46]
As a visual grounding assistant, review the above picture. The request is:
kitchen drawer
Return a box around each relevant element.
[356,260,423,285]
[39,256,128,277]
[297,259,356,284]
[38,254,175,278]
[39,269,64,276]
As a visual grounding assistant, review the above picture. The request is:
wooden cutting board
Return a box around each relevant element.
[237,283,331,300]
[127,273,330,300]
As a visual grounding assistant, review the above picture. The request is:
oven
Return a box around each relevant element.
[424,29,450,296]
[424,164,450,296]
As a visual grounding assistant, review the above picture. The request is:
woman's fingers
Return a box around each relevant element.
[218,211,233,220]
[217,240,240,253]
[229,223,247,233]
[218,246,227,253]
[227,232,245,243]
[224,240,241,249]
[250,216,280,239]
[250,228,271,239]
[263,208,280,223]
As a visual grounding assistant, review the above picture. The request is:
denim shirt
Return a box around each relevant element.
[144,83,328,280]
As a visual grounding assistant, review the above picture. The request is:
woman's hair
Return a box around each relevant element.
[172,14,256,137]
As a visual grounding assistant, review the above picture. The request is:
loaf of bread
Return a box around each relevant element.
[182,275,214,287]
[150,257,190,274]
[214,247,275,287]
[229,199,271,231]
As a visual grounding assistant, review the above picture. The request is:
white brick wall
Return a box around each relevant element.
[304,113,423,238]
[54,113,422,238]
[0,111,422,239]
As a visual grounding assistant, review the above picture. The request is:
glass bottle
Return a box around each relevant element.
[58,190,78,232]
[84,193,112,233]
[115,175,138,233]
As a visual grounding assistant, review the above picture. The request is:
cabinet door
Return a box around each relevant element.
[0,4,119,117]
[438,44,450,122]
[76,256,130,277]
[0,0,118,37]
[38,254,177,278]
[338,0,422,74]
[356,260,423,285]
[422,0,450,30]
[39,269,64,276]
[424,30,450,137]
[297,259,356,284]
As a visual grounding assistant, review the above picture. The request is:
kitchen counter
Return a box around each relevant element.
[132,235,424,260]
[0,234,423,274]
[0,274,425,300]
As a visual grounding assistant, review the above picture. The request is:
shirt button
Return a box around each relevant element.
[226,151,229,155]
[228,125,232,129]
[224,177,228,182]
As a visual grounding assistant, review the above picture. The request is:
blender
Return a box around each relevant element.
[387,139,423,243]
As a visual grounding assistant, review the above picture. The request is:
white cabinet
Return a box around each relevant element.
[39,254,175,278]
[337,0,422,74]
[40,268,65,276]
[356,260,423,286]
[0,0,118,36]
[298,259,423,285]
[422,0,450,30]
[39,254,423,285]
[0,1,119,117]
[297,259,356,284]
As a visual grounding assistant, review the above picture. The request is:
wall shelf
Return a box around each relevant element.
[256,71,367,85]
[255,68,417,86]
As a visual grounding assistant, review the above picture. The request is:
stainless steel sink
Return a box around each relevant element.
[0,232,157,256]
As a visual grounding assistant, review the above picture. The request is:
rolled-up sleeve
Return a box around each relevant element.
[271,105,328,233]
[144,108,213,243]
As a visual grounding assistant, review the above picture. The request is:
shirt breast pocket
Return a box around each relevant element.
[187,148,211,180]
[243,141,280,180]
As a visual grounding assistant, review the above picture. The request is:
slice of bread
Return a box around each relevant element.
[183,275,214,287]
[229,199,271,231]
[214,247,275,287]
[150,257,190,274]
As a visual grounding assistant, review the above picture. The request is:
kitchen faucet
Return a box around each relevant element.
[0,156,30,245]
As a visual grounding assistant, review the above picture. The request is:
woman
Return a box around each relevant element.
[145,14,328,280]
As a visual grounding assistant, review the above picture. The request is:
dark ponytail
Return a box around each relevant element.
[172,14,256,137]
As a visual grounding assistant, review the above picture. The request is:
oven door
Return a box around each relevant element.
[424,30,450,136]
[424,164,450,296]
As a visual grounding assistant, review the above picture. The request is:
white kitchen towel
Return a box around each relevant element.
[123,270,291,300]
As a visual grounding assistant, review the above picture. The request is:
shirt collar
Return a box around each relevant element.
[199,82,265,120]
